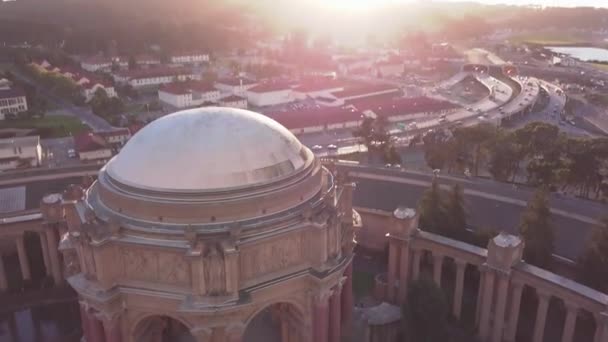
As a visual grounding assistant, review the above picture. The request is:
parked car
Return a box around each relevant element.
[68,149,77,158]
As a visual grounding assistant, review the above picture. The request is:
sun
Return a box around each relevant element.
[322,0,409,10]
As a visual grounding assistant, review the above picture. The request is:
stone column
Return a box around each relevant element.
[432,253,443,287]
[386,240,399,302]
[79,304,92,342]
[39,232,51,276]
[491,274,510,342]
[46,228,63,285]
[411,248,422,281]
[475,267,486,327]
[313,291,331,342]
[226,324,245,342]
[452,260,467,319]
[16,235,31,281]
[532,291,551,342]
[281,318,289,342]
[593,311,608,342]
[560,302,578,342]
[329,285,342,342]
[505,281,524,342]
[102,316,123,342]
[479,267,495,341]
[341,261,354,330]
[0,255,8,292]
[88,312,106,342]
[398,242,411,303]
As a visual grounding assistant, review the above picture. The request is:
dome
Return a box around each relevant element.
[104,107,312,192]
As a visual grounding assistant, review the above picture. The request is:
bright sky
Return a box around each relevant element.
[442,0,608,6]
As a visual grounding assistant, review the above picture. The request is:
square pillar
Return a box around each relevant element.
[560,302,578,342]
[398,241,411,303]
[329,286,342,342]
[102,315,123,342]
[452,260,467,319]
[46,227,64,285]
[479,266,495,341]
[432,253,444,287]
[313,291,331,342]
[532,291,551,342]
[505,281,524,342]
[491,274,510,342]
[16,235,31,281]
[386,239,399,302]
[0,255,7,292]
[341,261,354,330]
[412,248,422,281]
[39,231,51,276]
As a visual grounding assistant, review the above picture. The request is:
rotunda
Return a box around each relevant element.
[61,107,356,342]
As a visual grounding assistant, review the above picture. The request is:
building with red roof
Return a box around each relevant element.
[74,132,113,161]
[246,82,294,107]
[80,56,114,72]
[266,107,363,134]
[215,78,258,96]
[158,81,221,108]
[114,67,201,88]
[0,87,28,119]
[218,95,248,109]
[314,83,401,107]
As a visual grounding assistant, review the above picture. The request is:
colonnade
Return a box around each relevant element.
[0,224,63,292]
[383,208,608,342]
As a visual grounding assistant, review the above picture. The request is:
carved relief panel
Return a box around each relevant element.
[118,247,190,286]
[239,232,303,284]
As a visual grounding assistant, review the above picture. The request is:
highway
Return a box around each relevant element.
[0,163,605,263]
[340,164,606,262]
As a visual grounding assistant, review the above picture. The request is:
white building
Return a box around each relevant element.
[158,82,221,108]
[219,95,248,109]
[0,88,28,120]
[82,82,117,102]
[337,57,375,75]
[292,81,346,100]
[170,53,210,65]
[0,136,41,170]
[215,78,258,96]
[97,128,131,146]
[374,61,404,77]
[74,132,113,161]
[246,84,294,107]
[315,84,400,107]
[135,54,161,67]
[114,68,201,88]
[80,56,114,72]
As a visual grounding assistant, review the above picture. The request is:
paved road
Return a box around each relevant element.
[341,164,606,262]
[9,68,113,131]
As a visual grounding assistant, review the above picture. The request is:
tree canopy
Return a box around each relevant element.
[577,217,608,293]
[402,277,449,342]
[518,188,554,269]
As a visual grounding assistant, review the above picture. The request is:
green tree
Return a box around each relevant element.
[518,188,554,269]
[418,179,447,234]
[453,123,496,176]
[444,184,467,241]
[577,217,608,293]
[487,131,524,182]
[402,278,449,342]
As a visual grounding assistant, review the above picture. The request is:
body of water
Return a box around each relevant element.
[546,46,608,62]
[0,302,81,342]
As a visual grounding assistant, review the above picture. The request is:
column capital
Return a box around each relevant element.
[564,301,579,313]
[226,322,246,340]
[455,259,468,268]
[536,290,552,302]
[312,289,333,305]
[190,327,213,340]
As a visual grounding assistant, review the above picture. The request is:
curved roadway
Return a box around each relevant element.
[340,163,606,262]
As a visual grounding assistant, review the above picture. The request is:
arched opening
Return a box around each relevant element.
[244,303,305,342]
[133,315,195,342]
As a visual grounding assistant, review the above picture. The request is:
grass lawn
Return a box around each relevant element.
[590,63,608,72]
[352,270,376,299]
[510,33,588,46]
[0,115,88,138]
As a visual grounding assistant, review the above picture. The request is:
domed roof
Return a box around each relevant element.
[104,107,311,192]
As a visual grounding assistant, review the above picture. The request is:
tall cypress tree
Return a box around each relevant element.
[444,184,467,241]
[577,217,608,293]
[418,179,447,234]
[518,188,554,269]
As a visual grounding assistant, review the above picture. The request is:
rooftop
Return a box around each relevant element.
[216,78,258,87]
[247,83,292,93]
[220,95,247,102]
[116,67,195,80]
[0,136,39,149]
[332,84,399,98]
[160,81,217,95]
[0,87,26,99]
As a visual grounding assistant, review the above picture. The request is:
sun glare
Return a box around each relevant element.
[323,0,409,10]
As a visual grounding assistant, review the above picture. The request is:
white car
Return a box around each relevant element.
[311,145,323,151]
[326,144,338,150]
[67,149,77,158]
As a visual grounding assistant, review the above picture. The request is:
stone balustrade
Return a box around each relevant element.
[370,206,608,342]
